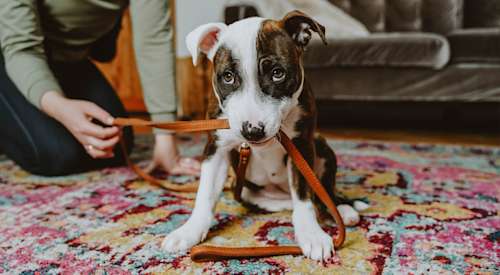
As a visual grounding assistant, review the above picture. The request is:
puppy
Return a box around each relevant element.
[162,11,368,261]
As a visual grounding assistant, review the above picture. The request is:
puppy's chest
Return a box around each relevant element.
[245,141,288,185]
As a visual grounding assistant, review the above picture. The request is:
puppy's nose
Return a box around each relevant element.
[241,121,266,142]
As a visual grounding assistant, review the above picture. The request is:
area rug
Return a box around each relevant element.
[0,134,498,274]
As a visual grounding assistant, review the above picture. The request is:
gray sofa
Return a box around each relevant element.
[225,0,500,130]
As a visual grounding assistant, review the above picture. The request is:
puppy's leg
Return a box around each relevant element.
[162,151,228,252]
[288,158,334,261]
[315,135,366,226]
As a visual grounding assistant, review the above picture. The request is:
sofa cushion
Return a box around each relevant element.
[342,0,386,32]
[306,64,500,102]
[328,0,388,32]
[464,0,500,28]
[304,32,450,69]
[422,0,463,34]
[447,29,500,63]
[329,0,464,34]
[386,0,422,31]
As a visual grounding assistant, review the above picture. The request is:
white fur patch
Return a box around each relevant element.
[185,23,228,65]
[245,139,287,184]
[287,158,334,261]
[241,188,292,212]
[220,17,284,142]
[354,200,370,211]
[162,152,229,252]
[337,204,360,226]
[292,199,334,261]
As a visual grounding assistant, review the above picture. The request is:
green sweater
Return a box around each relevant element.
[0,0,176,121]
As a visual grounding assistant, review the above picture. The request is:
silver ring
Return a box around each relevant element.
[240,142,250,149]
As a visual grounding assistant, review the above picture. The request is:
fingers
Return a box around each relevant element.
[79,120,119,139]
[82,102,114,125]
[84,134,120,159]
[87,135,119,151]
[84,144,114,159]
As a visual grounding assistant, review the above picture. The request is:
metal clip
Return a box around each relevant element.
[240,142,250,150]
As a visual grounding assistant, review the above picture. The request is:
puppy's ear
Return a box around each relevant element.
[186,23,228,66]
[280,10,327,47]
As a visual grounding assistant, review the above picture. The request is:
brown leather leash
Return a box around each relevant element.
[114,118,230,192]
[113,118,345,262]
[233,142,251,202]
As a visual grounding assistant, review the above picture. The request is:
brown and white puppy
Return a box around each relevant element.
[162,11,368,261]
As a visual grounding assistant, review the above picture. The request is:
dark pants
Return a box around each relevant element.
[0,55,134,176]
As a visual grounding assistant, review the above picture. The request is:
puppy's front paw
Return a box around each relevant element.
[161,220,210,253]
[295,225,334,261]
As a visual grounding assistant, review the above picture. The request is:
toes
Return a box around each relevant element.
[161,228,200,253]
[162,235,180,252]
[338,204,360,226]
[162,235,192,252]
[176,239,188,251]
[354,200,370,211]
[319,234,334,261]
[161,216,213,253]
[310,244,323,261]
[308,234,333,261]
[302,238,312,258]
[162,234,184,252]
[296,229,335,261]
[321,239,334,260]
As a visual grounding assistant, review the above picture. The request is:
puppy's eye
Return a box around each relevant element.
[272,68,286,82]
[222,71,235,85]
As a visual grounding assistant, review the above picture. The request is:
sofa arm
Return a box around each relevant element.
[448,28,500,64]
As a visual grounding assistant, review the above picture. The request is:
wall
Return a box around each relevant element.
[175,0,226,57]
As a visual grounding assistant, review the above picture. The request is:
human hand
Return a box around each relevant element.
[41,91,119,158]
[147,134,201,176]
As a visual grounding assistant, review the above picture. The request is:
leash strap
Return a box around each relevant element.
[233,143,251,202]
[113,118,345,262]
[115,118,229,192]
[114,118,230,133]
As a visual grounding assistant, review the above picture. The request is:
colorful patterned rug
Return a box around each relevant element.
[0,134,498,274]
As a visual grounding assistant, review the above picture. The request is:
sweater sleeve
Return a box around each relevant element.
[0,0,63,108]
[129,0,177,123]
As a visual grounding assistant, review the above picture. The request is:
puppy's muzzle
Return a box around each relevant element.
[241,121,266,142]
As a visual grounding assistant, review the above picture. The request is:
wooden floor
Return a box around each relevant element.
[319,128,500,147]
